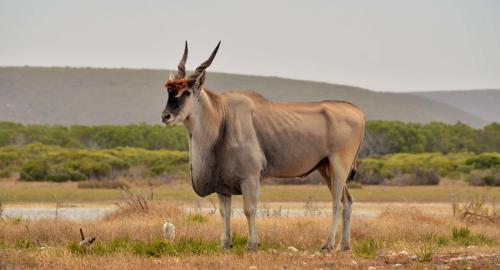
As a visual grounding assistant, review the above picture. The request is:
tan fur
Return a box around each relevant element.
[179,88,364,251]
[163,43,365,251]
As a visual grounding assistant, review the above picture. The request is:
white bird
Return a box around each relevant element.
[163,218,175,241]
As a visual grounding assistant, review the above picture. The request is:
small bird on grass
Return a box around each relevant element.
[163,218,175,241]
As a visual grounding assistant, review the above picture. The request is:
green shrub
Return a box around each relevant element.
[20,159,49,181]
[0,148,20,168]
[357,152,497,184]
[466,154,500,169]
[67,170,88,181]
[3,143,498,184]
[5,144,189,182]
[46,171,71,182]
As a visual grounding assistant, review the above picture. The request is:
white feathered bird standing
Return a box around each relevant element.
[163,218,175,241]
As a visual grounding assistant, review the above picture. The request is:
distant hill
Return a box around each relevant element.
[0,67,489,127]
[412,90,500,123]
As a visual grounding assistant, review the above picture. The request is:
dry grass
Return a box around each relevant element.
[1,202,499,269]
[1,179,499,269]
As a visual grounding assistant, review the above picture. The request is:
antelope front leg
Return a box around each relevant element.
[241,177,260,251]
[218,193,232,250]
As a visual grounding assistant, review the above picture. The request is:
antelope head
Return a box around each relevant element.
[162,41,221,125]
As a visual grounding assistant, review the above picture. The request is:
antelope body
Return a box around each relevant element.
[162,42,365,251]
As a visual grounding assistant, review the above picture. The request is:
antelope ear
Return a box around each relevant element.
[192,70,206,95]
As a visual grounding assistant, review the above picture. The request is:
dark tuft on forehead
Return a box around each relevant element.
[165,79,188,92]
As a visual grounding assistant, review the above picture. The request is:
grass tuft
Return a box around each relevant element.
[452,226,492,246]
[416,242,436,262]
[437,235,450,247]
[230,235,249,256]
[186,214,208,223]
[353,238,381,258]
[14,239,38,250]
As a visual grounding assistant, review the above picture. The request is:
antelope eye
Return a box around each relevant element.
[183,91,191,97]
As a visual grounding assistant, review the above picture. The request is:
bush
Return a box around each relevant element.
[3,143,498,184]
[4,144,189,182]
[385,169,440,186]
[46,171,71,182]
[468,170,500,186]
[357,152,489,183]
[20,160,49,181]
[414,169,440,185]
[466,153,500,169]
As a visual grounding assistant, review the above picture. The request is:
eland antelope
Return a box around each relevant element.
[161,42,365,252]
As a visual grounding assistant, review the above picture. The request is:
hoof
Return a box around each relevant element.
[321,244,334,252]
[221,242,233,250]
[247,242,260,252]
[337,245,351,252]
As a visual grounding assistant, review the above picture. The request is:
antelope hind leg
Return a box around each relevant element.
[339,186,353,251]
[321,156,350,252]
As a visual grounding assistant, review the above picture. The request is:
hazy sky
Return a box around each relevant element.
[1,0,499,92]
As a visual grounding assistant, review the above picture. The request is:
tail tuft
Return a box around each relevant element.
[347,168,356,182]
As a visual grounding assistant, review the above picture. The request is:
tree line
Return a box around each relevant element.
[0,120,499,156]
